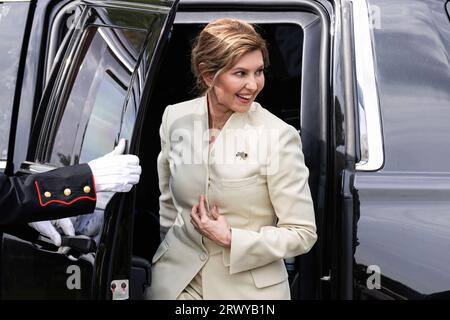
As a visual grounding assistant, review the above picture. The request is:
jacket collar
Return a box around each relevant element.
[198,95,257,132]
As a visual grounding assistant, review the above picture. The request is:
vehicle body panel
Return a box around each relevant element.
[354,0,450,299]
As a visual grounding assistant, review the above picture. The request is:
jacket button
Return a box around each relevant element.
[64,188,72,196]
[44,191,51,198]
[83,186,91,194]
[200,253,207,261]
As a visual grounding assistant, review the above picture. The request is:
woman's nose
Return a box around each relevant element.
[245,76,258,91]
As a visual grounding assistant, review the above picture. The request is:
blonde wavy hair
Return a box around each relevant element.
[191,18,269,94]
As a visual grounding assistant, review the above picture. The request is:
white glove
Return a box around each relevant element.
[29,218,75,247]
[88,139,142,193]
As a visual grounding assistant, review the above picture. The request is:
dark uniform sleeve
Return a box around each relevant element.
[0,164,97,225]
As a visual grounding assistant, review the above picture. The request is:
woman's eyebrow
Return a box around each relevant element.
[232,65,265,71]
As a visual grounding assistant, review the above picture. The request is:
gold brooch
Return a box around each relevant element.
[236,152,248,160]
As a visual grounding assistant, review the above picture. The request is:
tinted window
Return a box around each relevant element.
[367,0,450,172]
[48,26,146,166]
[0,3,29,160]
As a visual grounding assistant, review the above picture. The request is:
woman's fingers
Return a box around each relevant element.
[190,217,198,229]
[190,207,201,229]
[211,205,220,220]
[198,195,209,222]
[191,204,199,218]
[192,196,218,231]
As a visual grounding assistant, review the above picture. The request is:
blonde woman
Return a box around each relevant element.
[146,18,317,300]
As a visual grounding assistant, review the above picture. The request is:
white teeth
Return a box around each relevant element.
[237,94,251,99]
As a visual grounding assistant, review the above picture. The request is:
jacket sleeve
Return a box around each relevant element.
[0,163,97,226]
[227,125,317,274]
[157,105,178,238]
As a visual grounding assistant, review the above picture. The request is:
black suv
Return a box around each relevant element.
[1,0,449,300]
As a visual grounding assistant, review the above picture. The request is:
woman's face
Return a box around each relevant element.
[208,50,265,113]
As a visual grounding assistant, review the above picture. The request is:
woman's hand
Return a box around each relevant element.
[190,195,231,248]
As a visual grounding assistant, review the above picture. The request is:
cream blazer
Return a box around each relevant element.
[145,96,317,300]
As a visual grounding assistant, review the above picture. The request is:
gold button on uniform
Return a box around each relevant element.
[83,186,91,194]
[64,188,72,196]
[44,191,51,198]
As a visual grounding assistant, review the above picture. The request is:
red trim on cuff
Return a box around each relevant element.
[35,181,96,207]
[91,173,97,194]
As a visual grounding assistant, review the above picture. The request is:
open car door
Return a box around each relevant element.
[1,0,179,300]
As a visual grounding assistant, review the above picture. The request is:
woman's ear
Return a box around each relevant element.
[198,63,213,88]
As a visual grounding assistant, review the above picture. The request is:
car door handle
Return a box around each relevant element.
[61,235,97,254]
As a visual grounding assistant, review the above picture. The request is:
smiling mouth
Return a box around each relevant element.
[236,94,252,103]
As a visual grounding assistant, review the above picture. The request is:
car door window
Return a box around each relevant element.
[48,26,146,166]
[0,2,29,163]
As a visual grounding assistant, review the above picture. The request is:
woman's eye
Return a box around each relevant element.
[235,71,245,77]
[256,69,264,76]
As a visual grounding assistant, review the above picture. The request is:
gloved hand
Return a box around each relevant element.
[88,139,142,193]
[29,218,75,246]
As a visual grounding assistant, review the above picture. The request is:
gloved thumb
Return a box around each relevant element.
[29,221,62,247]
[107,138,126,157]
